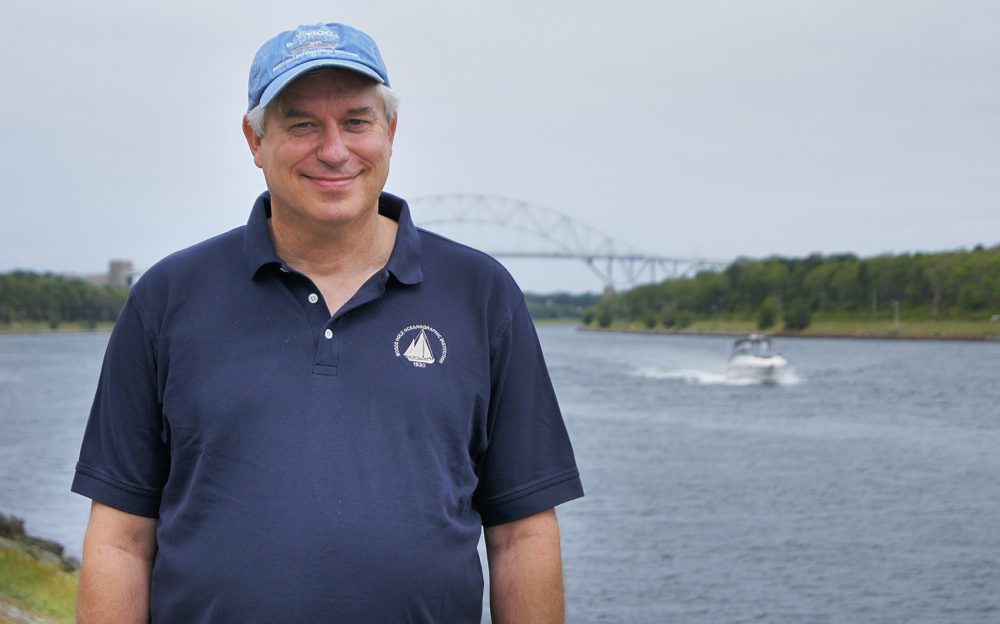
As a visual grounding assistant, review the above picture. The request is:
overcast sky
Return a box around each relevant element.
[2,0,998,293]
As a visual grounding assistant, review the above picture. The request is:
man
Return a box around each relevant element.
[72,22,583,623]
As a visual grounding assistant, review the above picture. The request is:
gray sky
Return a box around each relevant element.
[2,0,998,293]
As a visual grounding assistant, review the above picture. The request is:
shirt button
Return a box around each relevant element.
[324,329,333,340]
[308,293,319,304]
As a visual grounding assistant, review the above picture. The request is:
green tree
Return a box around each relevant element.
[783,300,812,331]
[596,306,612,328]
[586,243,1000,327]
[0,272,128,324]
[756,296,778,330]
[675,310,696,328]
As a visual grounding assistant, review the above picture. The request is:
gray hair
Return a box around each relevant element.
[246,82,399,138]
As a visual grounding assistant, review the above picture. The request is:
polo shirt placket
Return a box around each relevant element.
[275,264,343,375]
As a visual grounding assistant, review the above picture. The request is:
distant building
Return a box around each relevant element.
[79,260,136,288]
[107,260,134,288]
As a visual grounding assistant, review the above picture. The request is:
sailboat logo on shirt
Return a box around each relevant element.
[393,324,448,368]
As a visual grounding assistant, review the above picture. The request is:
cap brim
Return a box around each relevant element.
[257,58,385,109]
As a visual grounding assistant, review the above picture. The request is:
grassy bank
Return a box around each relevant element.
[0,544,76,624]
[0,321,114,335]
[789,319,1000,339]
[0,514,78,624]
[586,318,1000,340]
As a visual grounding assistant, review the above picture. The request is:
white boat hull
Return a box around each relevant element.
[727,354,789,381]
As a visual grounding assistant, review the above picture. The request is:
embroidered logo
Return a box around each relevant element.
[272,28,359,74]
[393,325,447,368]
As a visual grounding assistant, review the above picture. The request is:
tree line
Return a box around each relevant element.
[583,244,1000,330]
[0,271,128,327]
[525,292,601,320]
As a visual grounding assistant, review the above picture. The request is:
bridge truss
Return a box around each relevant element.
[409,194,726,290]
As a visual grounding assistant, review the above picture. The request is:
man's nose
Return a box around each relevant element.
[316,127,350,165]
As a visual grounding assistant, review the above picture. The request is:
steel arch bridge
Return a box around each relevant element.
[409,194,726,290]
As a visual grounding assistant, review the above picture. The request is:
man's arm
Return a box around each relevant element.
[484,508,565,624]
[77,501,157,624]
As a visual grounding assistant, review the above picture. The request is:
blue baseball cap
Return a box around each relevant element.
[247,23,389,112]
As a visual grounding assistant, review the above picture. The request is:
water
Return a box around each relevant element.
[0,333,104,555]
[2,328,999,623]
[546,329,1000,623]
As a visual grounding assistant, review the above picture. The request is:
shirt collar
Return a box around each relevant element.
[242,191,423,286]
[378,192,423,286]
[242,192,281,278]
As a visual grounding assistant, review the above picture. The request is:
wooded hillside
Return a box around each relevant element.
[584,245,1000,331]
[0,272,127,328]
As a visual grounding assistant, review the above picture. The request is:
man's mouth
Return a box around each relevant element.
[303,173,360,188]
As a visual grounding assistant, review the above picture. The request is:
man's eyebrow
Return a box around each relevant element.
[281,108,313,119]
[280,106,377,118]
[344,106,377,117]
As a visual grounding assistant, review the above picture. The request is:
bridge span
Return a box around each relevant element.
[409,194,726,291]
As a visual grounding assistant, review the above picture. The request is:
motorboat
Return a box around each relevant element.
[727,334,788,381]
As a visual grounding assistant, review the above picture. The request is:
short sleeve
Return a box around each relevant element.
[71,296,168,517]
[473,300,584,526]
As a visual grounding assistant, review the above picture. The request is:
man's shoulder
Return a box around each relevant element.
[412,228,531,336]
[416,227,524,297]
[130,226,246,301]
[417,227,514,278]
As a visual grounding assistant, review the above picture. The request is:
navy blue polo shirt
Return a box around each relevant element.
[72,192,583,623]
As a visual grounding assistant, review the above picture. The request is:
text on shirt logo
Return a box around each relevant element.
[393,325,447,368]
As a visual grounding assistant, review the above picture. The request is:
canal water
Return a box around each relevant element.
[1,327,998,623]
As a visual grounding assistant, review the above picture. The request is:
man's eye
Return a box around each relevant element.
[290,121,315,130]
[346,119,369,128]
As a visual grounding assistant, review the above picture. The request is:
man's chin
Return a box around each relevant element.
[310,201,377,225]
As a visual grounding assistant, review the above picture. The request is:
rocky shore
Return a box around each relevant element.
[0,513,78,624]
[0,514,79,574]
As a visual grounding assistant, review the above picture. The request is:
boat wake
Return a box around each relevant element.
[633,366,803,386]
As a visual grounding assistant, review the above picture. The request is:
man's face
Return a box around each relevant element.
[244,70,397,228]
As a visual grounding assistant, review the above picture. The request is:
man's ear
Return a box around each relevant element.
[242,115,264,168]
[387,114,398,154]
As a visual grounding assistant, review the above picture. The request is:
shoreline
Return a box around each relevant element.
[5,321,998,342]
[0,513,77,624]
[579,325,1000,343]
[0,325,113,336]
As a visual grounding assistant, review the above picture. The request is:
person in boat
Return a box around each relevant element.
[72,22,582,623]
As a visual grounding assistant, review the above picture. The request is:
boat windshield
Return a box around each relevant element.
[732,337,774,357]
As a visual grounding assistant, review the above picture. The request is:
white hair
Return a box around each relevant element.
[246,82,398,138]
